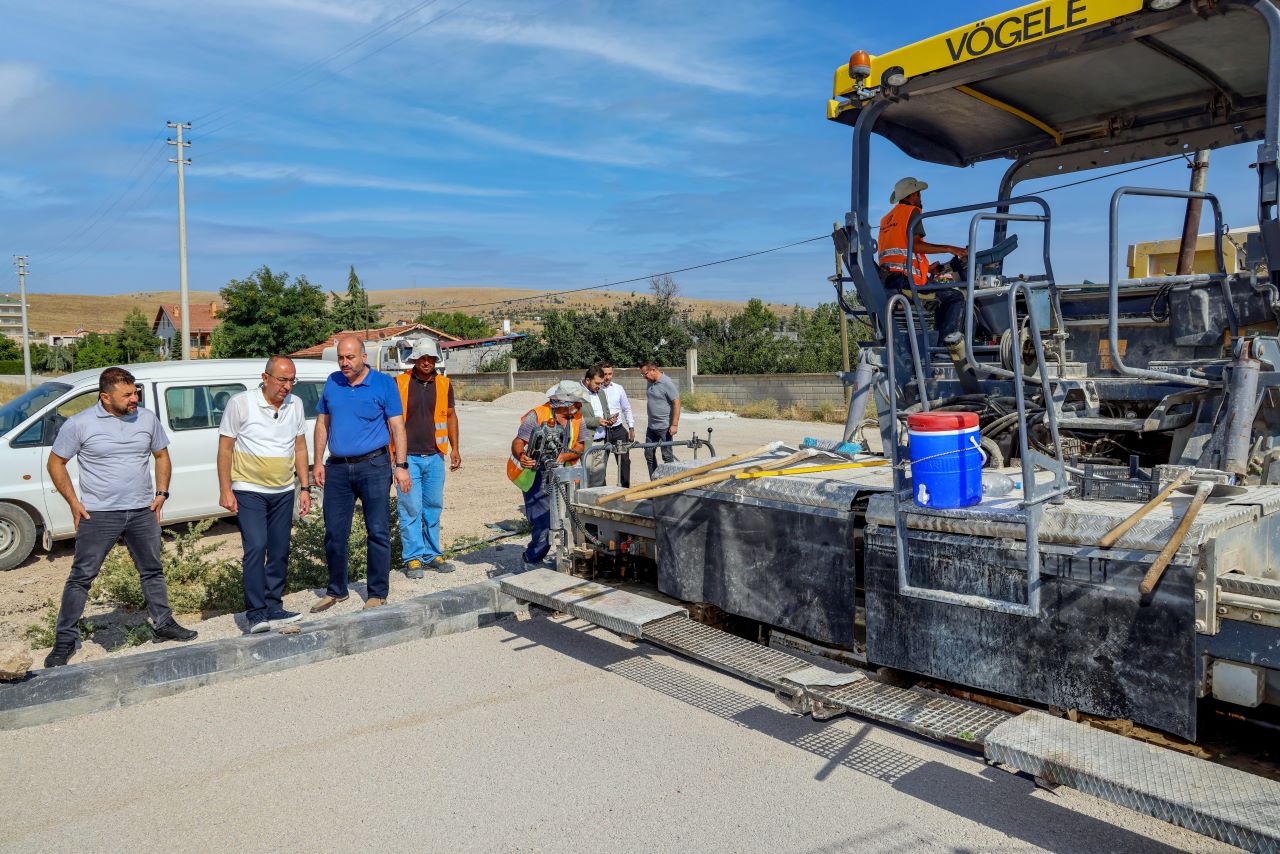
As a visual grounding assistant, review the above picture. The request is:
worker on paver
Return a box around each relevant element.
[217,356,312,634]
[878,176,969,342]
[508,380,587,570]
[394,338,461,579]
[44,367,198,667]
[311,334,411,612]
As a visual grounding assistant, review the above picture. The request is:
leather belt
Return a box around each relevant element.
[326,448,388,465]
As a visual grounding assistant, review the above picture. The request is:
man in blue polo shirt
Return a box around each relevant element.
[311,334,411,612]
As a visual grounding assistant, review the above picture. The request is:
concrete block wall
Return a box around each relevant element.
[448,365,844,410]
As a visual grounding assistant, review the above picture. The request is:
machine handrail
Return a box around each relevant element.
[883,294,931,441]
[1108,186,1229,388]
[962,211,1057,382]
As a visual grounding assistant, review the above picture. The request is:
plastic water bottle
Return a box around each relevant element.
[982,472,1015,497]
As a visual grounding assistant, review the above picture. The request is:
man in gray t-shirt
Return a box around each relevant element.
[44,367,197,668]
[640,360,681,477]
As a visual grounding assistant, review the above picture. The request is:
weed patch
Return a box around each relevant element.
[456,384,506,402]
[680,390,731,412]
[736,399,780,419]
[25,599,96,649]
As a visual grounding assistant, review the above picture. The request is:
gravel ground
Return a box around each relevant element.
[2,396,851,663]
[0,616,1228,853]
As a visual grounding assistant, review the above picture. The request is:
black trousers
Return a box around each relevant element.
[604,423,632,488]
[644,425,677,478]
[56,508,174,646]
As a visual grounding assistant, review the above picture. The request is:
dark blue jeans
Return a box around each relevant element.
[885,269,965,339]
[56,508,174,646]
[644,426,677,478]
[323,454,392,599]
[521,470,552,564]
[235,489,294,623]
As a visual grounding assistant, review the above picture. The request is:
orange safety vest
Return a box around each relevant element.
[878,202,930,287]
[506,404,583,490]
[394,372,451,455]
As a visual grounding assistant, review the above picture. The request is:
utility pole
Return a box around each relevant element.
[13,256,32,389]
[167,122,192,359]
[1176,150,1211,276]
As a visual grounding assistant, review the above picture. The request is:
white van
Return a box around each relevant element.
[0,359,338,570]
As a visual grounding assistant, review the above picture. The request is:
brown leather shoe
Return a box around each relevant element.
[310,594,349,613]
[363,597,386,610]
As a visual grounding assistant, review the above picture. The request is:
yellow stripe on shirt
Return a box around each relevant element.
[231,450,296,489]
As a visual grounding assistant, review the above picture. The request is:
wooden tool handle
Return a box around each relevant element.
[596,441,780,505]
[1139,481,1212,597]
[1098,470,1191,549]
[624,450,816,501]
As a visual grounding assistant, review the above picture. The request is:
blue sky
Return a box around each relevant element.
[0,0,1265,305]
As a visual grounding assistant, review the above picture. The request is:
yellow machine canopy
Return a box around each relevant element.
[829,0,1274,180]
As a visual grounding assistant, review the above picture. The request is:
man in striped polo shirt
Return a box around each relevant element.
[218,356,312,634]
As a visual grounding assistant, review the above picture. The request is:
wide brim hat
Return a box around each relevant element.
[546,380,590,406]
[890,177,928,205]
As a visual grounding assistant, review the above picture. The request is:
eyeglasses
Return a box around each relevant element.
[266,374,297,385]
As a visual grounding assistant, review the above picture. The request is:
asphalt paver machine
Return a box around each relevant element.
[826,0,1280,741]
[558,0,1280,749]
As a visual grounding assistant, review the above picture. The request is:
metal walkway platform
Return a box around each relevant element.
[501,570,1280,852]
[502,570,1010,748]
[985,712,1280,854]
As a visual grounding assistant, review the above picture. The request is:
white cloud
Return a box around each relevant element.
[197,162,521,197]
[0,62,47,114]
[433,16,759,94]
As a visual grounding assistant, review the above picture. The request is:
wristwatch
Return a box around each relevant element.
[394,462,409,470]
[155,490,170,498]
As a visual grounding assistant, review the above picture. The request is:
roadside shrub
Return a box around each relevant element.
[88,498,403,618]
[25,599,96,649]
[814,399,845,424]
[455,383,506,402]
[736,399,780,419]
[117,622,155,648]
[91,519,242,615]
[286,495,401,591]
[680,390,731,412]
[780,402,812,422]
[0,359,24,375]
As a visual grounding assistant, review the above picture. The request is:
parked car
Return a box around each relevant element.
[0,359,337,570]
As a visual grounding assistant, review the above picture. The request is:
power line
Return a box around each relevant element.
[443,235,831,310]
[437,152,1198,311]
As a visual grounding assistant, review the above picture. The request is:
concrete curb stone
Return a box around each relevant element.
[0,579,525,730]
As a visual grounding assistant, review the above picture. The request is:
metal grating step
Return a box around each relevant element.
[640,613,817,691]
[810,680,1010,749]
[986,711,1280,854]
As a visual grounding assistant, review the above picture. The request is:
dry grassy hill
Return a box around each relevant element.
[20,287,795,337]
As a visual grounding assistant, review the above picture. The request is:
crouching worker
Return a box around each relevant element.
[508,381,586,571]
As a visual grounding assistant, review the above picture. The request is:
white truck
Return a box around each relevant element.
[0,359,336,570]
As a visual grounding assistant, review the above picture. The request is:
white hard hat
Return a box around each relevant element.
[408,338,441,360]
[890,176,928,204]
[546,380,589,407]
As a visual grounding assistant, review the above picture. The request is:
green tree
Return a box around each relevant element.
[74,332,124,371]
[115,308,162,364]
[0,336,19,361]
[510,298,690,371]
[210,266,334,359]
[328,265,384,331]
[692,298,787,374]
[415,311,493,341]
[42,344,74,373]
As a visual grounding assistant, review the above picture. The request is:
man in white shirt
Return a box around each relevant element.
[597,361,634,488]
[217,356,312,634]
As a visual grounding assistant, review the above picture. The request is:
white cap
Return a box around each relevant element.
[408,338,441,360]
[890,176,928,205]
[546,380,590,407]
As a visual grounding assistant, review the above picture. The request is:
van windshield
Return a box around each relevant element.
[0,382,71,435]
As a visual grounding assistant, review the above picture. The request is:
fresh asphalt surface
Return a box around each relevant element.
[0,613,1228,853]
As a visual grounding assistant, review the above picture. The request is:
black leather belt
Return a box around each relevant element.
[326,448,387,465]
